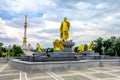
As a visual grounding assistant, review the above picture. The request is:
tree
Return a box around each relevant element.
[105,48,115,56]
[8,51,14,57]
[0,43,25,57]
[46,48,54,53]
[0,43,3,47]
[74,46,79,52]
[114,37,120,56]
[11,45,24,57]
[0,42,3,57]
[84,44,88,51]
[93,36,120,56]
[102,39,112,55]
[109,36,118,56]
[93,37,103,55]
[103,39,112,51]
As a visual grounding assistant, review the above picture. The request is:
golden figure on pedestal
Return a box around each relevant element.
[60,17,70,41]
[37,43,42,52]
[88,41,94,52]
[53,39,64,50]
[77,45,84,52]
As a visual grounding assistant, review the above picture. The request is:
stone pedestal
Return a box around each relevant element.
[61,40,75,52]
[21,44,30,51]
[51,40,75,57]
[21,44,33,56]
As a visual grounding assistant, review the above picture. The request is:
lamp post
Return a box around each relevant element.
[100,41,105,67]
[7,45,11,61]
[102,46,105,59]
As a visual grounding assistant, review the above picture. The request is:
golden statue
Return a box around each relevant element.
[60,17,70,41]
[53,39,64,50]
[37,43,42,52]
[77,45,84,52]
[88,41,94,52]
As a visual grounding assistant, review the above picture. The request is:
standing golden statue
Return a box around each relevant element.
[88,41,94,52]
[60,17,70,41]
[37,43,42,52]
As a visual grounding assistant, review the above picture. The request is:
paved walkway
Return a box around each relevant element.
[0,63,120,80]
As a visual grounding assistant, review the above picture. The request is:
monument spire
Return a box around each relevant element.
[23,15,27,45]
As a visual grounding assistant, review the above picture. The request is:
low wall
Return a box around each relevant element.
[9,59,120,72]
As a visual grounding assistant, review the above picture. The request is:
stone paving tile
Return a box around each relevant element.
[53,70,73,75]
[4,66,13,70]
[74,69,95,73]
[105,78,120,80]
[0,70,19,74]
[27,72,50,78]
[32,78,54,80]
[0,74,19,80]
[110,71,120,75]
[107,66,120,70]
[62,75,91,80]
[3,69,19,72]
[28,74,54,80]
[94,68,112,72]
[0,64,20,80]
[90,73,116,79]
[0,64,7,68]
[0,65,19,75]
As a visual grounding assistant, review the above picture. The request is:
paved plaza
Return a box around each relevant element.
[0,63,120,80]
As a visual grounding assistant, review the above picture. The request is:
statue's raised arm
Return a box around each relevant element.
[60,17,70,41]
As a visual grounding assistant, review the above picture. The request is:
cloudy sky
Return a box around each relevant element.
[0,0,120,48]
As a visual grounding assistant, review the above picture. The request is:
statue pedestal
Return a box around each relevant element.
[51,40,75,57]
[21,44,30,51]
[21,44,33,56]
[61,40,75,52]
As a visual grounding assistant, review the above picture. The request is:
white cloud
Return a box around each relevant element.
[5,26,22,40]
[96,3,108,9]
[0,18,7,38]
[0,18,23,46]
[76,2,93,9]
[43,14,58,20]
[44,20,60,29]
[0,18,6,25]
[0,0,56,13]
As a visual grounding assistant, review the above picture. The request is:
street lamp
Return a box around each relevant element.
[100,41,105,67]
[7,45,11,61]
[101,46,105,59]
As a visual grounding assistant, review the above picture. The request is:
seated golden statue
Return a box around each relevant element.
[88,41,94,52]
[37,43,42,52]
[77,45,84,52]
[60,17,70,41]
[53,39,64,50]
